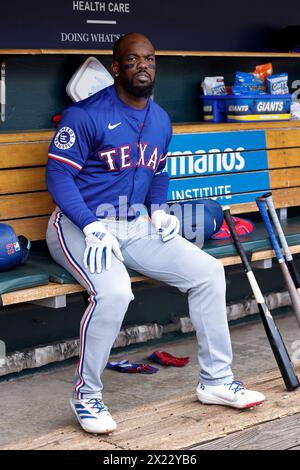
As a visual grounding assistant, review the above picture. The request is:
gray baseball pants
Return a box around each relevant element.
[46,210,233,399]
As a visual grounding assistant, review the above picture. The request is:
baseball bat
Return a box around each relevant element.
[223,206,299,391]
[256,197,300,329]
[263,192,300,296]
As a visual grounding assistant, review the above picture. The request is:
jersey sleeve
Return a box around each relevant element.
[46,106,98,230]
[48,106,94,172]
[146,121,172,212]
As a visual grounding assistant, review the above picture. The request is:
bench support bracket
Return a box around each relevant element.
[30,295,67,309]
[278,207,288,222]
[252,258,273,269]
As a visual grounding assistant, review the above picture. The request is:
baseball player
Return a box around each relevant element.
[46,32,265,435]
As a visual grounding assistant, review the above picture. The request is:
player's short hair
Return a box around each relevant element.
[112,33,154,61]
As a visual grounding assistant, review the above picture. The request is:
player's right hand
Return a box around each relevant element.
[151,210,180,242]
[83,221,124,274]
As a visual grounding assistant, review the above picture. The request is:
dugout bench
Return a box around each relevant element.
[1,120,300,308]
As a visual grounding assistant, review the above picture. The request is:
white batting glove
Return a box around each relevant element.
[83,221,124,274]
[151,210,180,242]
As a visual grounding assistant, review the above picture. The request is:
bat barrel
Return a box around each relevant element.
[256,197,300,328]
[263,193,293,262]
[256,197,284,262]
[223,206,299,391]
[262,193,300,291]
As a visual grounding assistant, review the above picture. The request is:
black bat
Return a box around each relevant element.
[256,195,300,329]
[223,206,299,391]
[263,192,300,296]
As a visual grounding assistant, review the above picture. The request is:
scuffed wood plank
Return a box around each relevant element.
[229,187,300,214]
[0,168,46,194]
[0,131,54,143]
[270,168,300,189]
[2,49,300,58]
[269,187,300,210]
[3,216,49,241]
[0,192,54,220]
[1,282,84,306]
[1,276,148,306]
[0,142,49,168]
[192,413,300,450]
[268,148,300,169]
[1,121,300,144]
[0,426,122,450]
[3,367,300,450]
[173,121,300,135]
[266,129,300,149]
[220,245,300,267]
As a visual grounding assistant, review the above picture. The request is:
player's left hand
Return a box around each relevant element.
[151,210,180,242]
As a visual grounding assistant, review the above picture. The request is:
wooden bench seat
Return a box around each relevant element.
[1,120,300,308]
[1,216,300,307]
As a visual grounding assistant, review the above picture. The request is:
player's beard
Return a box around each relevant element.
[121,77,155,98]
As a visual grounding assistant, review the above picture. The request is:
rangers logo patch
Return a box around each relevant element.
[54,127,76,150]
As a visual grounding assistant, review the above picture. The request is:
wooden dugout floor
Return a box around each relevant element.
[2,366,300,451]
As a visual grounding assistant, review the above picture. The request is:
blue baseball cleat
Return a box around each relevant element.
[70,397,117,434]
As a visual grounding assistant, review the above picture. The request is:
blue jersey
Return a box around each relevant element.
[46,85,172,230]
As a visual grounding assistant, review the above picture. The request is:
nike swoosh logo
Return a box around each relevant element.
[108,122,121,130]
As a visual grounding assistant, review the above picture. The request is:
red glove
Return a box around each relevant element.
[211,216,255,240]
[148,351,189,367]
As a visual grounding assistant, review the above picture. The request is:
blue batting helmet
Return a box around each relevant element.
[175,199,224,242]
[0,223,31,272]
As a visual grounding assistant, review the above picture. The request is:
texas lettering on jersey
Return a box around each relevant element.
[46,85,172,230]
[99,143,166,172]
